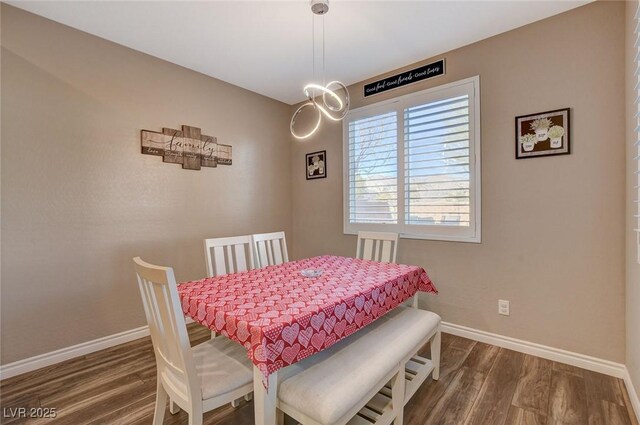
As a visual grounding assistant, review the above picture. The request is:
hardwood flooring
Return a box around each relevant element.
[0,325,637,425]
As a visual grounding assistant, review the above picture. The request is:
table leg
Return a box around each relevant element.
[253,366,278,425]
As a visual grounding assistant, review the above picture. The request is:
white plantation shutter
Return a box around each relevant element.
[404,95,471,227]
[348,111,398,224]
[344,76,481,242]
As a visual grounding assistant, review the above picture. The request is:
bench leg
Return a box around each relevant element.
[431,330,441,381]
[391,367,405,424]
[276,410,285,425]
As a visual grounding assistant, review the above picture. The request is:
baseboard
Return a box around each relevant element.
[0,326,150,381]
[623,367,640,424]
[441,321,626,378]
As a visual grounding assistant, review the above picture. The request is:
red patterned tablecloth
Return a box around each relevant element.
[178,255,437,384]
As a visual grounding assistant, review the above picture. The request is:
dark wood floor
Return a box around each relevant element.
[1,324,637,425]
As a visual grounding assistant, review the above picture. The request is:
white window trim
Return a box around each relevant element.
[342,75,481,243]
[635,3,640,264]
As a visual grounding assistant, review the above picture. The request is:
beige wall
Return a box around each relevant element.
[0,1,631,368]
[291,1,627,362]
[0,4,292,364]
[626,0,640,403]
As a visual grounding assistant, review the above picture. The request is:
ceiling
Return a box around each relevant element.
[7,1,591,105]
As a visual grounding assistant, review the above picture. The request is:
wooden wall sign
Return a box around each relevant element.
[363,59,445,97]
[141,125,232,170]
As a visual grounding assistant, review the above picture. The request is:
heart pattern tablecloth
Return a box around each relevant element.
[178,255,437,386]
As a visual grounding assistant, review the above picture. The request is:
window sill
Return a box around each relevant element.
[343,230,481,244]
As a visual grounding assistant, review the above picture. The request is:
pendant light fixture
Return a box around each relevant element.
[290,0,350,140]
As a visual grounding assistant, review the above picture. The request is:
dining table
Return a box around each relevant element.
[178,254,437,425]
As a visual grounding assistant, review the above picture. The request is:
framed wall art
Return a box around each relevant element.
[141,124,232,170]
[515,108,570,159]
[306,150,326,180]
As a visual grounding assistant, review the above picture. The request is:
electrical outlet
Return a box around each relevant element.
[498,300,510,316]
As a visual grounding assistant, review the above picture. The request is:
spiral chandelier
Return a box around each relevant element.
[290,0,350,140]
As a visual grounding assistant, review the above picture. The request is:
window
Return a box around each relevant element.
[343,76,481,242]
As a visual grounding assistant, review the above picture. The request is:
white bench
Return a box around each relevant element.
[276,306,441,425]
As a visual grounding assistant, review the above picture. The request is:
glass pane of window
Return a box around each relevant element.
[404,95,470,227]
[348,112,398,224]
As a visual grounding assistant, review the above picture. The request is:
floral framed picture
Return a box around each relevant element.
[306,150,326,180]
[515,108,570,159]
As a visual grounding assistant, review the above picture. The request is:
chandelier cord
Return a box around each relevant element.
[322,15,326,87]
[312,12,315,96]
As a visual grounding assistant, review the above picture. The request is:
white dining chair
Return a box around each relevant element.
[252,231,289,268]
[203,235,257,404]
[133,257,253,425]
[355,231,417,308]
[204,235,255,277]
[356,231,399,263]
[203,235,255,348]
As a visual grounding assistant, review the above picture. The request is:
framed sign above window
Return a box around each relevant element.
[343,76,481,243]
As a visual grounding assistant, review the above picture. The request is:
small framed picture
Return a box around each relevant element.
[306,150,326,180]
[515,108,570,159]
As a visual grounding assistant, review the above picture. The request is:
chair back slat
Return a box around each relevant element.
[256,240,269,267]
[252,231,289,268]
[213,246,228,275]
[381,240,392,262]
[272,239,284,265]
[133,257,198,404]
[356,231,399,263]
[150,282,182,363]
[234,244,247,271]
[226,245,235,273]
[362,239,374,261]
[204,235,255,277]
